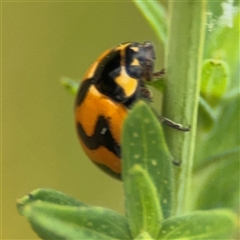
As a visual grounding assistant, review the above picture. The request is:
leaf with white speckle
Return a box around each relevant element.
[158,209,237,239]
[122,101,173,222]
[124,164,162,239]
[17,196,131,239]
[17,188,88,215]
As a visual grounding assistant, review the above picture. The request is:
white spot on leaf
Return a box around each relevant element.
[133,132,139,137]
[144,118,150,123]
[148,130,155,134]
[163,198,168,204]
[151,159,157,166]
[134,154,140,159]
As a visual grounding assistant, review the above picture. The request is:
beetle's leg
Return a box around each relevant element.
[140,87,153,101]
[172,160,182,166]
[159,116,191,131]
[152,68,165,78]
[160,117,189,166]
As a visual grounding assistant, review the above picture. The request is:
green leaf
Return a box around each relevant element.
[158,209,237,239]
[223,87,240,102]
[198,96,216,131]
[201,59,229,107]
[195,88,239,211]
[192,147,240,211]
[60,76,79,96]
[196,92,240,166]
[122,101,173,219]
[204,12,239,88]
[17,188,88,216]
[133,0,167,45]
[134,231,154,240]
[19,201,131,240]
[124,164,162,239]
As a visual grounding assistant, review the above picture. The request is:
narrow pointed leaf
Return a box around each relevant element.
[61,77,79,96]
[192,148,240,211]
[133,0,167,45]
[194,91,240,211]
[158,209,237,239]
[196,93,240,168]
[124,164,162,239]
[17,188,88,216]
[122,101,173,219]
[19,201,131,240]
[198,96,216,131]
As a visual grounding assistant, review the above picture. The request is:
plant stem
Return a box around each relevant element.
[163,1,206,215]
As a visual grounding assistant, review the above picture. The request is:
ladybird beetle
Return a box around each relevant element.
[75,41,166,179]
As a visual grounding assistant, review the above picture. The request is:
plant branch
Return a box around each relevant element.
[163,1,206,215]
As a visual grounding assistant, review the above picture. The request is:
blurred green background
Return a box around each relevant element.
[2,1,164,239]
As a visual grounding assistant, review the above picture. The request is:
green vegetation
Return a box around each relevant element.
[17,1,239,239]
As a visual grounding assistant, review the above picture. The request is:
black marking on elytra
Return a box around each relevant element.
[77,116,120,158]
[94,50,125,101]
[75,78,93,107]
[93,48,141,106]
